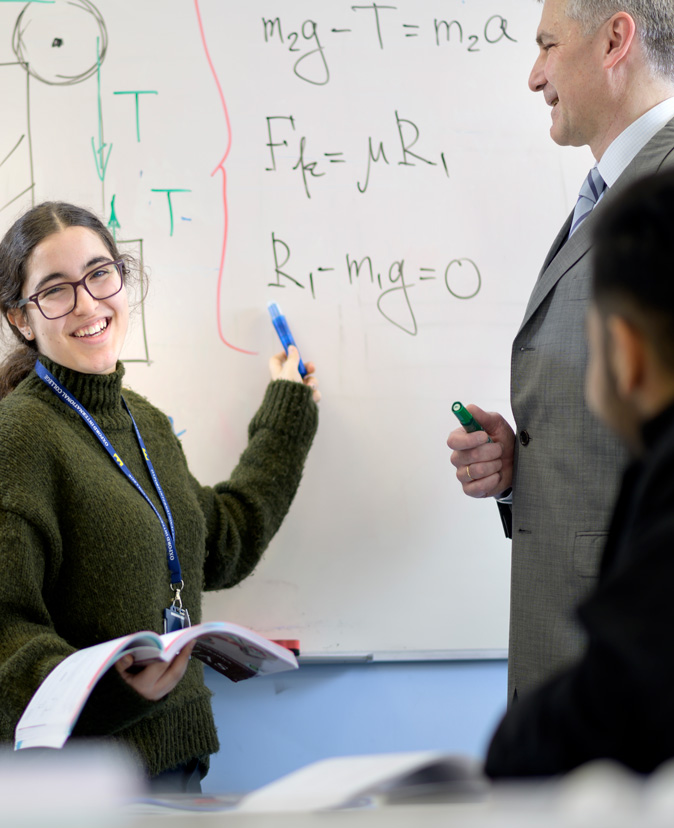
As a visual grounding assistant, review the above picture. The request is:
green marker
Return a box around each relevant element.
[452,402,492,443]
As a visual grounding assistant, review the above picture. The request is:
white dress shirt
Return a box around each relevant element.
[598,97,674,192]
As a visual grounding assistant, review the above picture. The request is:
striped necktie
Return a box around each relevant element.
[569,167,607,236]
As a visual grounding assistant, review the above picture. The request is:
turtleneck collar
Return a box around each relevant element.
[29,356,130,429]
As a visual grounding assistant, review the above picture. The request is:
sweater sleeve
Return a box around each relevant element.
[0,510,164,744]
[194,379,318,591]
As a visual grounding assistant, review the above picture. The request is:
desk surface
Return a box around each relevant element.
[125,803,486,828]
[122,797,670,828]
[4,748,674,828]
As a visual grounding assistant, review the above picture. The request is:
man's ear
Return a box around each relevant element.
[6,308,34,341]
[606,314,645,397]
[603,12,637,70]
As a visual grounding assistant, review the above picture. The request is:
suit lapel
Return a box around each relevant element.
[518,210,592,332]
[517,117,674,336]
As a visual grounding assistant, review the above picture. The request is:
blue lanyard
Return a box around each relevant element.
[35,360,183,588]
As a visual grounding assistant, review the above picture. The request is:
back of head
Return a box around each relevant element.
[565,0,674,79]
[0,202,118,399]
[592,170,674,373]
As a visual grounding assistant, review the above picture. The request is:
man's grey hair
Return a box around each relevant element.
[564,0,674,80]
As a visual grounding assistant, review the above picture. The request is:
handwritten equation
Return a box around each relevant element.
[0,0,523,353]
[263,6,518,85]
[268,233,482,336]
[266,111,449,198]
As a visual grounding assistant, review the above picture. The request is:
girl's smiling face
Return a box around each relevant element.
[9,225,129,375]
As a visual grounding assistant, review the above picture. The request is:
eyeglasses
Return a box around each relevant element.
[16,259,125,320]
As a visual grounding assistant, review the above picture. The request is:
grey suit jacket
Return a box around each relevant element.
[506,117,674,701]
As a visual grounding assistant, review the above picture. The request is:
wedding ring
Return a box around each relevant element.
[466,465,473,481]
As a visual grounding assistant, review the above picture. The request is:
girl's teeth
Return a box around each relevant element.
[74,319,108,338]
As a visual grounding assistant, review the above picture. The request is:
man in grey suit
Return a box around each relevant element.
[447,0,674,701]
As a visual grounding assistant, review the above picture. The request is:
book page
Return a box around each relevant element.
[14,634,152,749]
[160,622,298,679]
[14,622,297,750]
[237,752,480,812]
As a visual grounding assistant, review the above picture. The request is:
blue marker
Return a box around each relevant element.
[267,302,307,377]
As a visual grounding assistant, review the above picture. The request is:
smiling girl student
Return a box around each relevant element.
[0,202,319,791]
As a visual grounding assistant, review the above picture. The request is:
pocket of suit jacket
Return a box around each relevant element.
[573,531,607,578]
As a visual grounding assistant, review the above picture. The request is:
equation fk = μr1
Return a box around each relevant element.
[265,110,448,199]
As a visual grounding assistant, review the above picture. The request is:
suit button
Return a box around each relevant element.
[519,430,530,446]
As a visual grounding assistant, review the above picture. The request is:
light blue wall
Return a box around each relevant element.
[203,659,508,794]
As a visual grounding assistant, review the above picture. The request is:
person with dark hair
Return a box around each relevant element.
[0,202,320,790]
[447,0,674,702]
[485,169,674,777]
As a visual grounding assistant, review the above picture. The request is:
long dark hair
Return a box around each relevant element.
[0,202,124,399]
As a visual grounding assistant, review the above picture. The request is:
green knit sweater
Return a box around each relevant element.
[0,357,318,776]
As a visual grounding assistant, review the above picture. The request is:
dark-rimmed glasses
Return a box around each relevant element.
[16,259,125,320]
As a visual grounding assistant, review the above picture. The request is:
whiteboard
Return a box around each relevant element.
[0,0,593,657]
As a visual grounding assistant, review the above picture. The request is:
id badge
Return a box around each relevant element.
[163,605,191,634]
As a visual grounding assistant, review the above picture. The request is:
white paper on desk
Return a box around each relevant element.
[237,751,484,812]
[14,636,153,750]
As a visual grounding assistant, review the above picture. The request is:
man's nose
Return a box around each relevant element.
[528,53,546,93]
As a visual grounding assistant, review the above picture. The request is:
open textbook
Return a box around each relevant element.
[15,621,298,750]
[236,752,488,811]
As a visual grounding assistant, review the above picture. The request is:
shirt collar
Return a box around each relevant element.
[598,97,674,188]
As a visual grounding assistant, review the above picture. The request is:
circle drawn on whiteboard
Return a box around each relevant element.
[12,0,107,86]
